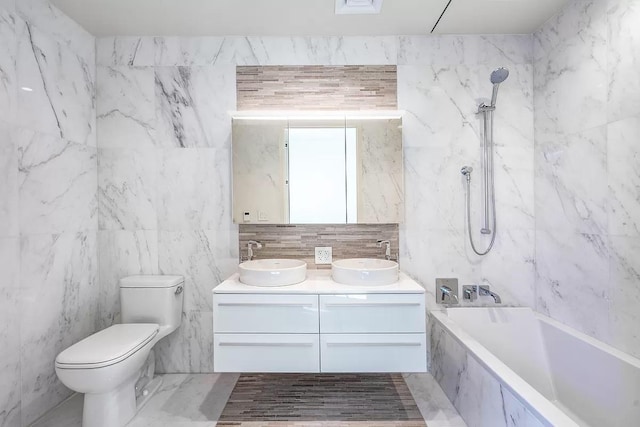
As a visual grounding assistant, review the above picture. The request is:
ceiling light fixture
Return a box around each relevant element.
[335,0,383,15]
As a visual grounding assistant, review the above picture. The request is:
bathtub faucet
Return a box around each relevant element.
[478,285,502,304]
[439,285,459,304]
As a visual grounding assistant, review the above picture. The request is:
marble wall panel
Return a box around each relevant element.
[0,124,18,238]
[157,148,229,231]
[0,9,16,126]
[606,0,640,123]
[609,236,640,358]
[431,319,546,427]
[98,148,157,231]
[155,65,235,148]
[0,0,98,424]
[96,66,156,149]
[97,230,159,328]
[15,18,95,146]
[0,236,20,427]
[534,0,640,358]
[607,115,640,237]
[17,129,97,235]
[19,232,97,426]
[96,37,155,67]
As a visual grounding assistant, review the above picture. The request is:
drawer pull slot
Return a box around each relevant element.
[326,342,421,347]
[324,303,420,307]
[218,303,314,307]
[219,342,314,347]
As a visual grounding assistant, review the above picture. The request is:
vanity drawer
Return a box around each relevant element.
[319,294,425,333]
[320,333,427,373]
[213,294,319,333]
[214,334,320,372]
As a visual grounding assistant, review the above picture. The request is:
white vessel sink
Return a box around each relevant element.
[239,259,307,287]
[331,258,399,286]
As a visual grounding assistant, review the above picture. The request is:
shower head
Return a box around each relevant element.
[489,67,509,107]
[490,67,509,84]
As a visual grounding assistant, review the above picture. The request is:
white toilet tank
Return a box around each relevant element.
[120,275,184,339]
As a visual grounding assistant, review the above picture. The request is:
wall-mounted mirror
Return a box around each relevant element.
[232,116,403,224]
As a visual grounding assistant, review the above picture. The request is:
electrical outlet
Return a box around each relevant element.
[315,247,332,265]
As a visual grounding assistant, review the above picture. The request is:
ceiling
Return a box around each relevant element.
[50,0,570,37]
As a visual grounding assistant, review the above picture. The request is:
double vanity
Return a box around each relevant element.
[212,259,427,373]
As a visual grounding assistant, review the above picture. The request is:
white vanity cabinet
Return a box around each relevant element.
[212,272,427,373]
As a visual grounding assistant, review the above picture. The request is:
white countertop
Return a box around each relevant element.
[213,270,425,294]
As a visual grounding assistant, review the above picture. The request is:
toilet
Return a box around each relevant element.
[55,275,184,427]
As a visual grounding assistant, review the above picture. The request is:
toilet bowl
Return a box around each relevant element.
[55,275,184,427]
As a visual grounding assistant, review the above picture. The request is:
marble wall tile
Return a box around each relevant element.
[157,148,230,231]
[0,10,16,126]
[97,230,159,328]
[158,230,237,314]
[15,0,94,59]
[0,237,18,289]
[16,19,95,146]
[609,236,640,358]
[398,65,483,149]
[155,37,262,66]
[154,37,227,67]
[400,226,479,312]
[155,65,235,148]
[17,129,97,235]
[0,285,20,427]
[96,66,156,149]
[533,0,608,61]
[606,0,640,122]
[98,148,157,230]
[156,36,399,66]
[607,115,640,236]
[403,146,470,231]
[535,229,610,341]
[479,229,536,307]
[534,127,608,235]
[154,310,214,373]
[398,35,533,66]
[19,232,98,426]
[96,37,155,67]
[247,36,399,66]
[0,0,15,12]
[0,124,18,238]
[533,0,640,363]
[431,319,546,427]
[533,18,607,136]
[0,245,19,421]
[492,147,535,231]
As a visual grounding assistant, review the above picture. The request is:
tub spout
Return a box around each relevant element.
[479,285,501,303]
[440,285,459,304]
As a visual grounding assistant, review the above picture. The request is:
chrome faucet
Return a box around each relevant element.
[463,283,502,304]
[247,240,262,261]
[479,285,502,303]
[439,285,459,304]
[376,239,391,260]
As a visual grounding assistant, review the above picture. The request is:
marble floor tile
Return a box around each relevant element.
[31,373,465,427]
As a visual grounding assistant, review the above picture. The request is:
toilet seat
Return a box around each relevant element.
[56,324,159,370]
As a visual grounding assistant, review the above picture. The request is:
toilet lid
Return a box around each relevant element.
[56,324,159,369]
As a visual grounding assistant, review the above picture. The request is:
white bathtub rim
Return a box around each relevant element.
[535,313,640,371]
[430,310,580,427]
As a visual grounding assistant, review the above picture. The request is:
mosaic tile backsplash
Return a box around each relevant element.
[239,224,399,269]
[236,65,397,110]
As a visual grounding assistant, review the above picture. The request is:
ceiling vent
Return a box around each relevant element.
[335,0,383,15]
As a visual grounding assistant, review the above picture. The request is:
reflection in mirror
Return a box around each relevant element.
[288,126,357,223]
[232,117,403,224]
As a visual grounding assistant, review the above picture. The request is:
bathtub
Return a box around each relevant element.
[430,307,640,427]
